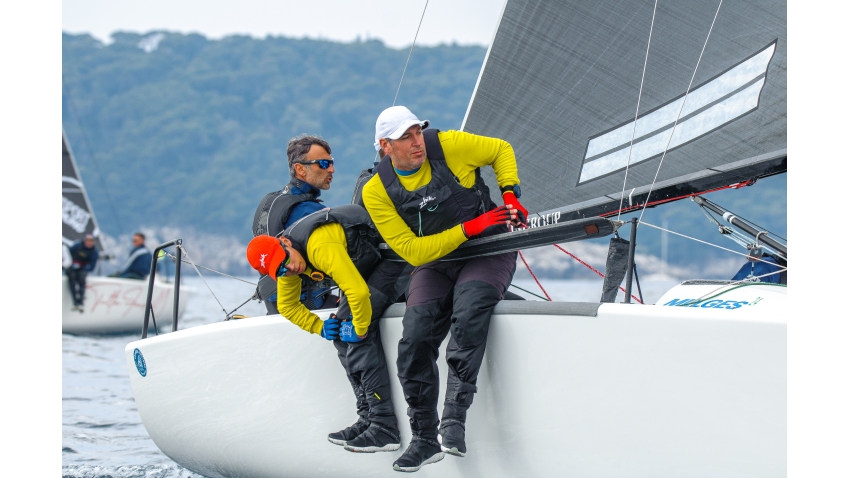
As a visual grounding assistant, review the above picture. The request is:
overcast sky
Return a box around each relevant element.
[63,0,506,48]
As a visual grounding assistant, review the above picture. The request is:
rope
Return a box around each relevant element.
[604,181,753,218]
[509,283,549,301]
[175,245,230,319]
[674,272,786,307]
[638,220,784,267]
[552,244,642,304]
[618,0,658,221]
[161,250,257,285]
[638,0,724,225]
[393,0,429,106]
[374,0,430,167]
[517,251,551,301]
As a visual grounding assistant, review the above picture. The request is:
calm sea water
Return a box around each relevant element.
[61,274,678,477]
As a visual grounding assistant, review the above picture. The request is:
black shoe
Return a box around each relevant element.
[438,419,466,457]
[343,424,400,453]
[327,418,370,446]
[392,437,444,472]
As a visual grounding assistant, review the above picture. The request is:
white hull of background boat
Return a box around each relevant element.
[125,282,785,478]
[63,275,189,335]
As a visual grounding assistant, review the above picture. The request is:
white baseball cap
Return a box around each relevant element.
[374,106,430,151]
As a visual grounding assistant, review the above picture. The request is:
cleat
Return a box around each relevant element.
[327,418,370,446]
[392,437,444,472]
[343,424,400,453]
[438,419,466,457]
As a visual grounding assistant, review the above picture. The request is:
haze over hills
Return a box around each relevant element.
[62,31,786,279]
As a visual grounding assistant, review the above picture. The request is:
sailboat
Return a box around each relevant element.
[123,1,786,476]
[62,131,189,334]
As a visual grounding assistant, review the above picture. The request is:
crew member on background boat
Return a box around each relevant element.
[246,204,408,453]
[252,134,339,314]
[109,232,153,280]
[67,234,99,312]
[362,105,526,472]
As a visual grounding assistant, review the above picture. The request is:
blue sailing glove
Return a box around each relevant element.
[320,314,340,340]
[339,316,366,343]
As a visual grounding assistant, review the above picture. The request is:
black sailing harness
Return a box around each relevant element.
[376,128,501,238]
[252,180,330,308]
[284,205,383,283]
[252,181,317,237]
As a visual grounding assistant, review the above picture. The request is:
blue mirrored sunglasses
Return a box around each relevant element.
[295,158,334,169]
[276,241,292,277]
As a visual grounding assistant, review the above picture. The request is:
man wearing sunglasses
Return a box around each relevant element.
[361,106,527,472]
[252,135,338,314]
[246,204,407,454]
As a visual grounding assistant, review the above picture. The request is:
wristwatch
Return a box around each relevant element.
[500,184,521,198]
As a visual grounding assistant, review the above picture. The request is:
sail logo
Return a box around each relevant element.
[62,196,91,233]
[419,195,437,209]
[134,348,147,377]
[528,211,561,228]
[578,41,777,184]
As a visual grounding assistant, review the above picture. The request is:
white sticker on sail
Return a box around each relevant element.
[579,79,765,183]
[63,196,92,233]
[582,43,775,166]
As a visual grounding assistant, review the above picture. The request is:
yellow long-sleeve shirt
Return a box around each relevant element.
[276,222,372,337]
[362,130,520,266]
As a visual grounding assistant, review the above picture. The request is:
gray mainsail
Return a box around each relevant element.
[62,131,104,250]
[462,0,786,221]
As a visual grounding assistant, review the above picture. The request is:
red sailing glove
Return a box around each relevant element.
[502,191,528,226]
[461,206,511,238]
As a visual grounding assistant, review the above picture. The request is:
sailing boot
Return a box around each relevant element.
[345,387,401,452]
[439,402,469,457]
[393,409,444,472]
[328,416,370,446]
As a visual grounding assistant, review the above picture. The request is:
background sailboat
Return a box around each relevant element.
[62,131,188,334]
[123,1,785,476]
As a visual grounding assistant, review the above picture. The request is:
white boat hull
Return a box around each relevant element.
[63,275,188,335]
[125,283,785,477]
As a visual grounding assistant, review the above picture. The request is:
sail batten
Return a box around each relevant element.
[463,0,786,216]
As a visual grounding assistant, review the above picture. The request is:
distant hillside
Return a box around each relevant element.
[62,31,786,278]
[62,31,486,240]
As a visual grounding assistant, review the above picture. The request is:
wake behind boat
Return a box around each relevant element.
[124,0,786,475]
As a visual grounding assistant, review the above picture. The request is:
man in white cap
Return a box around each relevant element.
[361,105,528,472]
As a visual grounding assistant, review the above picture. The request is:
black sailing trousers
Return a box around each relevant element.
[397,251,517,438]
[332,259,411,429]
[66,268,88,307]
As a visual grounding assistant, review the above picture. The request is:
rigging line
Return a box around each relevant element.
[617,0,658,222]
[638,220,785,265]
[518,251,551,301]
[552,244,642,303]
[697,205,757,250]
[161,250,257,286]
[373,0,430,166]
[509,283,549,301]
[62,80,126,234]
[676,272,786,307]
[177,245,229,318]
[637,0,724,225]
[393,0,429,106]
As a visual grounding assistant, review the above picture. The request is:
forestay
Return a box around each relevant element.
[463,0,786,219]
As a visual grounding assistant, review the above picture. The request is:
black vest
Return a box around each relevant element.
[252,181,317,237]
[376,129,499,238]
[284,205,383,280]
